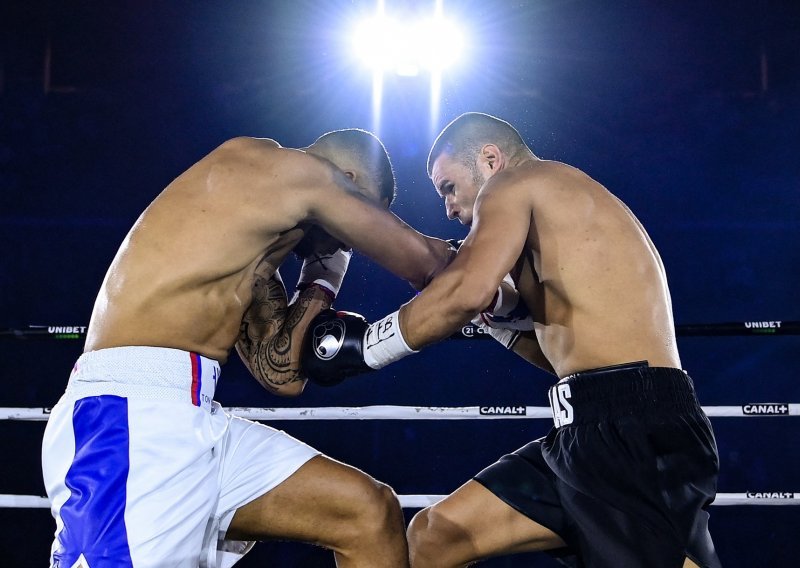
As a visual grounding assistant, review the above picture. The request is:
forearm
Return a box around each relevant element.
[399,269,488,349]
[310,184,455,290]
[346,226,454,291]
[509,332,556,375]
[407,235,456,291]
[237,281,333,396]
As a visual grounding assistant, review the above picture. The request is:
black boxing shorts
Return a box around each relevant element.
[474,362,721,568]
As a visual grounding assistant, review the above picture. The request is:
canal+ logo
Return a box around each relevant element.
[742,403,789,415]
[479,406,527,416]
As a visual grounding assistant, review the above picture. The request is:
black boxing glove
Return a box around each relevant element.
[302,309,372,386]
[302,308,419,386]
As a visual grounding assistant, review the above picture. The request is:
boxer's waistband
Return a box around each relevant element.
[65,346,220,412]
[548,361,699,428]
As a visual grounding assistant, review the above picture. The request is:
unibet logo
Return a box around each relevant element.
[744,321,781,328]
[48,326,87,334]
[744,321,782,334]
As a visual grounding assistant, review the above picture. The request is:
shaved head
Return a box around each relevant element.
[427,112,529,176]
[310,128,396,206]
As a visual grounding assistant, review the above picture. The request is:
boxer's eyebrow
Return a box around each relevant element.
[436,180,453,197]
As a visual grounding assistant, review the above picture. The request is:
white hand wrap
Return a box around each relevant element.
[478,273,534,331]
[474,320,520,350]
[362,310,418,369]
[297,249,352,298]
[488,274,521,316]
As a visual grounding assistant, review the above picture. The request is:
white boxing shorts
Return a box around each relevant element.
[41,346,320,568]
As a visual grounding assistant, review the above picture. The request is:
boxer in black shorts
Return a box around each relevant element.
[475,362,720,567]
[302,113,722,566]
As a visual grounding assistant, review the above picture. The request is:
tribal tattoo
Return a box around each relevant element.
[237,270,332,393]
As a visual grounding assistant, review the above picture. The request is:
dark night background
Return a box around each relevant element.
[1,1,798,566]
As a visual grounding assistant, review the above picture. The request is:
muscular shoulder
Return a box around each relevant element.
[207,137,335,191]
[222,136,281,150]
[489,160,584,190]
[487,160,602,210]
[211,136,287,168]
[203,137,352,227]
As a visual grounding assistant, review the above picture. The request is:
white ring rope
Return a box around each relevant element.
[1,403,798,421]
[3,404,797,508]
[1,493,797,509]
[4,324,797,514]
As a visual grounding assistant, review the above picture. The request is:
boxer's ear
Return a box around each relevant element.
[478,144,505,176]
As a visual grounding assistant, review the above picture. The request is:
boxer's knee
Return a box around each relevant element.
[357,480,405,536]
[408,506,472,567]
[338,477,405,548]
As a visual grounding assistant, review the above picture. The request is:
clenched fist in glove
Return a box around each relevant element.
[301,309,417,386]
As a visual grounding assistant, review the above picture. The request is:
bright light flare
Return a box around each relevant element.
[352,15,465,76]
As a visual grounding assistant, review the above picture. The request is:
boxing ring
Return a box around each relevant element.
[1,319,798,514]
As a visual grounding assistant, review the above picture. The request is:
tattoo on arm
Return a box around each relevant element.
[236,272,332,393]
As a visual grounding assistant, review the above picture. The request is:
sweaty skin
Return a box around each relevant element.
[401,149,680,379]
[85,137,451,390]
[78,136,435,567]
[402,146,697,568]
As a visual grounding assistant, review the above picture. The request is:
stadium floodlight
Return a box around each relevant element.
[352,13,465,76]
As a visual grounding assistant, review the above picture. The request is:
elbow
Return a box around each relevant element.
[415,238,458,291]
[272,379,308,397]
[457,286,497,318]
[442,273,498,321]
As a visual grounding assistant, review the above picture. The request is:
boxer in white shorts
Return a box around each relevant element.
[43,347,319,567]
[41,130,453,567]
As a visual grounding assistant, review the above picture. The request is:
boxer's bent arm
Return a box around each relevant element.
[399,175,533,348]
[220,144,445,385]
[236,267,332,396]
[231,144,453,290]
[299,161,453,290]
[314,195,453,290]
[509,331,556,375]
